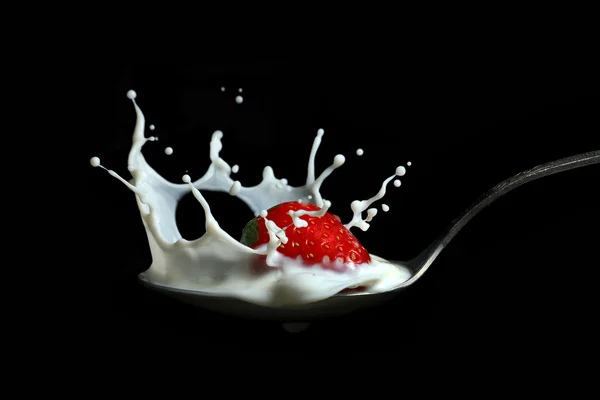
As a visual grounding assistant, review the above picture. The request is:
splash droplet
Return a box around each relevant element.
[356,148,364,156]
[90,157,100,167]
[126,90,137,100]
[235,96,243,104]
[394,180,401,187]
[164,147,173,155]
[382,204,390,212]
[229,181,241,196]
[365,208,378,222]
[333,154,346,167]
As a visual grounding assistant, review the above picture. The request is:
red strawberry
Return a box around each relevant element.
[240,201,371,270]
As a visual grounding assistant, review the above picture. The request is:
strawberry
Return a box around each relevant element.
[240,201,371,270]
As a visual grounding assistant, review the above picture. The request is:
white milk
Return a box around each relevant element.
[91,90,412,307]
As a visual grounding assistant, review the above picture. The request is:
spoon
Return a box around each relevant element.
[139,150,600,322]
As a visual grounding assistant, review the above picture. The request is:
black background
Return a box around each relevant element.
[94,54,598,354]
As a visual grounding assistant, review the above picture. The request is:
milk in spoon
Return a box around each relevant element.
[91,90,412,307]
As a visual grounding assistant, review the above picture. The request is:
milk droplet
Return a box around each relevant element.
[289,200,331,228]
[308,195,313,199]
[262,166,274,180]
[356,148,364,156]
[344,165,404,231]
[235,96,243,104]
[221,86,225,92]
[365,208,378,222]
[229,181,241,196]
[317,128,324,135]
[333,154,345,167]
[382,204,390,212]
[291,217,308,228]
[90,157,100,167]
[149,124,155,131]
[238,88,243,93]
[394,180,401,187]
[164,147,173,155]
[126,90,137,100]
[280,178,288,185]
[407,161,412,166]
[232,165,239,173]
[260,210,268,218]
[396,166,406,176]
[182,174,191,183]
[264,218,288,247]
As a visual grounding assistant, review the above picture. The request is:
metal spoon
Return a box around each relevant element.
[139,150,600,322]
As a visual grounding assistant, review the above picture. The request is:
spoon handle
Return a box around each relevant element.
[406,150,600,281]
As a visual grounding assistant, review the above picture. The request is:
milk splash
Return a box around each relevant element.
[91,90,412,307]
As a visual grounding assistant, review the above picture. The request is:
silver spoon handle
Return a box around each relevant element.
[406,150,600,282]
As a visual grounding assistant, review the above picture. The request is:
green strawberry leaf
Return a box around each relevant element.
[240,218,259,247]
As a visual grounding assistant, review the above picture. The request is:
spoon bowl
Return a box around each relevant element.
[138,150,599,321]
[138,272,408,321]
